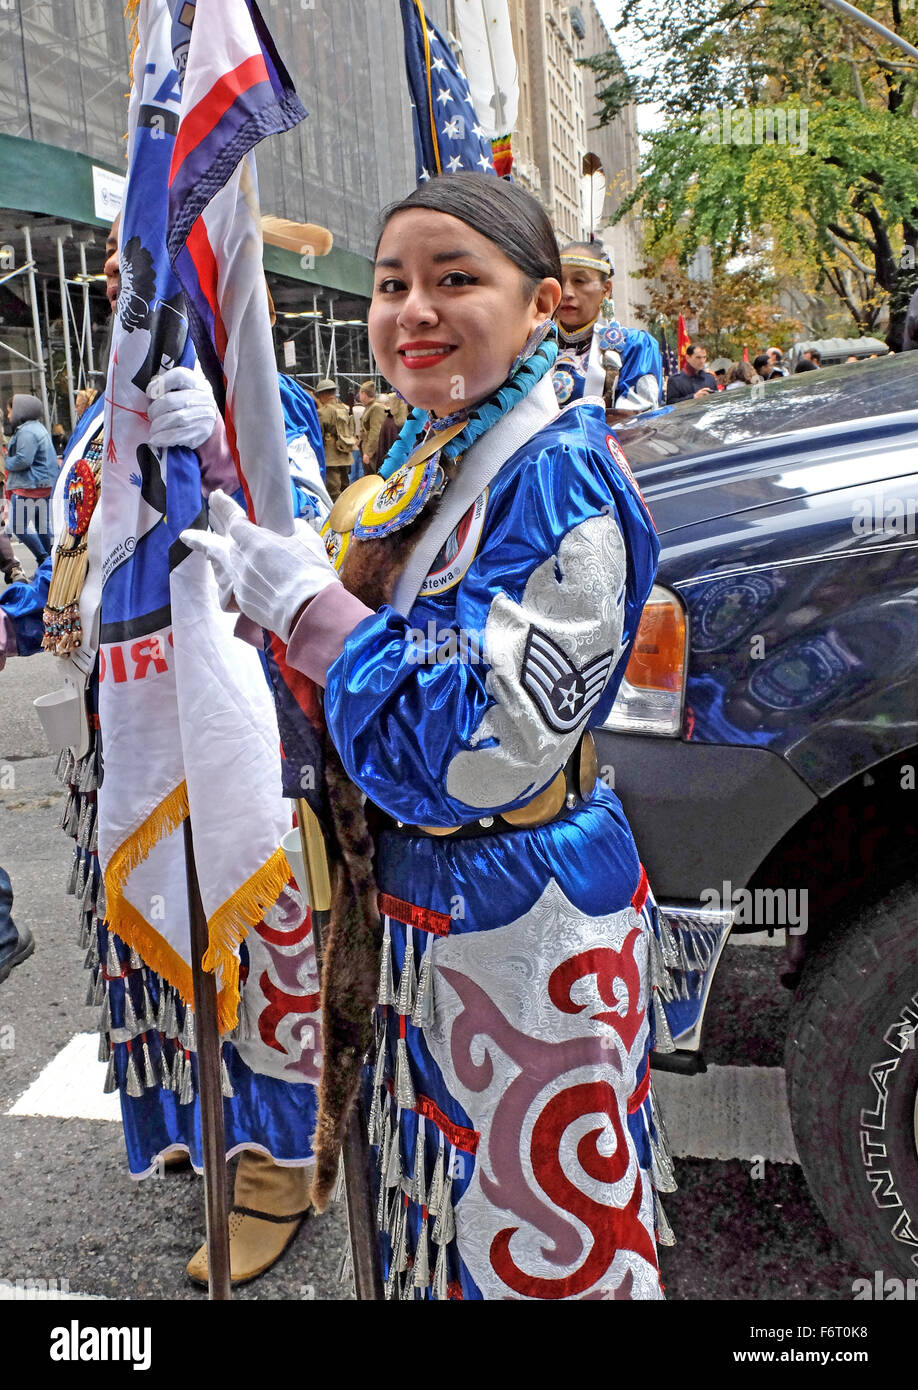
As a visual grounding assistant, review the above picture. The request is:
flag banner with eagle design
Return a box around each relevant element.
[97,0,298,1030]
[165,0,327,814]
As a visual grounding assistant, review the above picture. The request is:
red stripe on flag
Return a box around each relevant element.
[224,405,255,522]
[170,54,270,183]
[186,217,228,362]
[185,217,218,314]
[187,217,255,524]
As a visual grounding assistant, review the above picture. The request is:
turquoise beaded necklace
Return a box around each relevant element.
[379,321,559,481]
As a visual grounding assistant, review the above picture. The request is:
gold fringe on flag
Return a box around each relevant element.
[103,781,295,1033]
[125,0,142,82]
[202,844,295,1033]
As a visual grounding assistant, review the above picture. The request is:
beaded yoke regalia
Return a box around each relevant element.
[309,328,679,1299]
[552,249,663,421]
[2,397,325,1176]
[553,313,663,419]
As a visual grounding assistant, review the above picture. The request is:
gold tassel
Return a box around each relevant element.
[125,0,142,85]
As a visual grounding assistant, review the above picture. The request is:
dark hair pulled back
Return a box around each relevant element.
[376,172,561,297]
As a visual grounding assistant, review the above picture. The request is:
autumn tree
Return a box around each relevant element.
[584,0,918,345]
[634,240,803,358]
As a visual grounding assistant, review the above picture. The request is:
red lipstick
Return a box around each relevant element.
[397,339,456,369]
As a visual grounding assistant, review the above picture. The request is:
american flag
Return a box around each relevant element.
[399,0,496,182]
[659,325,678,378]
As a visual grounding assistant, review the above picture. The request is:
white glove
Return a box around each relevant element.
[146,366,218,449]
[180,489,339,641]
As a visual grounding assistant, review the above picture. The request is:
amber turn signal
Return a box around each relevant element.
[625,591,687,692]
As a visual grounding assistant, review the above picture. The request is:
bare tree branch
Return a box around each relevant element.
[826,227,874,274]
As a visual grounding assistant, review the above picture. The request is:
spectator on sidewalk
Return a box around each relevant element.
[666,343,718,403]
[4,394,58,564]
[753,352,777,381]
[725,360,758,390]
[314,378,357,502]
[766,346,788,377]
[357,379,387,474]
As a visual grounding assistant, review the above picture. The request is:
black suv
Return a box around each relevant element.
[601,355,918,1278]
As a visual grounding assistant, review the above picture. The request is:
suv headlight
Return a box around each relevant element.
[602,584,687,736]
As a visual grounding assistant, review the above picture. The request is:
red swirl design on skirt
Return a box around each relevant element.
[490,1080,657,1299]
[256,909,313,948]
[547,927,644,1051]
[438,923,656,1300]
[257,972,321,1055]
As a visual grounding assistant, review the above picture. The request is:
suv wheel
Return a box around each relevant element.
[785,880,918,1281]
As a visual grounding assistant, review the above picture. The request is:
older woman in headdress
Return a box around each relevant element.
[553,240,663,422]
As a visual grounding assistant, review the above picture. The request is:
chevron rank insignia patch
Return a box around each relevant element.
[521,627,616,732]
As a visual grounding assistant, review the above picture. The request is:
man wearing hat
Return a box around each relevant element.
[315,378,357,501]
[356,380,387,474]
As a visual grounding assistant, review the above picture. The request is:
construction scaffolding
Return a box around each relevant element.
[0,0,133,163]
[0,213,109,428]
[272,292,380,401]
[0,210,384,425]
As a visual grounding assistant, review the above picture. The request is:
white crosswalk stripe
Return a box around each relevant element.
[6,1032,120,1122]
[6,1030,800,1167]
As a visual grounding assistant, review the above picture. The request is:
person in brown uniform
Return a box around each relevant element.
[315,377,357,502]
[357,379,387,474]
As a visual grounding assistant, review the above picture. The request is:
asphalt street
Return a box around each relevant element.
[0,595,865,1305]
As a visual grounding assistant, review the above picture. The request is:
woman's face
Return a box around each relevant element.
[558,264,611,331]
[369,209,560,416]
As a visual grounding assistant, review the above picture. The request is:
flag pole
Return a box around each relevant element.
[183,817,232,1300]
[295,798,383,1300]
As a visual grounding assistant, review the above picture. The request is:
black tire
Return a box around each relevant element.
[785,878,918,1280]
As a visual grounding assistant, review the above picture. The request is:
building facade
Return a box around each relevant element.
[514,0,646,322]
[0,0,454,418]
[0,0,644,421]
[577,2,647,323]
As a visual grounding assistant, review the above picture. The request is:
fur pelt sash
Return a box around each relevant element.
[309,474,456,1210]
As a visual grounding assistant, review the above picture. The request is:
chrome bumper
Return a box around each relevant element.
[655,904,735,1052]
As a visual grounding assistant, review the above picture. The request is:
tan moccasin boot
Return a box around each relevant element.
[185,1149,312,1286]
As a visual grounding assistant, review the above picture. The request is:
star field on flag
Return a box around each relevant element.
[399,0,496,184]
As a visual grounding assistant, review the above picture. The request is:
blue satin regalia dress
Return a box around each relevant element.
[553,319,663,416]
[324,394,675,1299]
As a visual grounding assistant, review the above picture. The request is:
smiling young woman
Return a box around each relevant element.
[185,172,676,1302]
[368,180,561,418]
